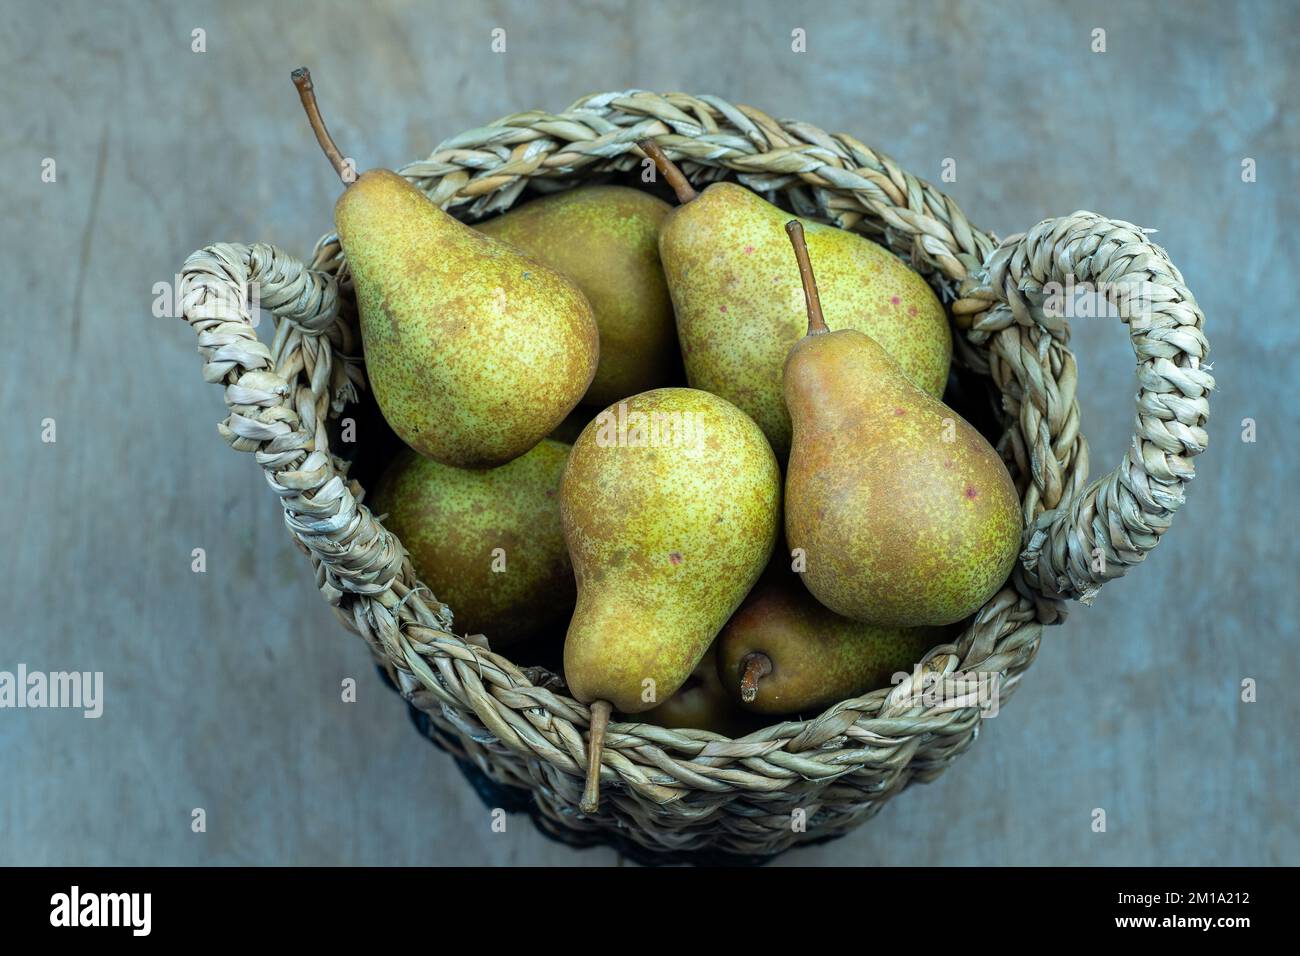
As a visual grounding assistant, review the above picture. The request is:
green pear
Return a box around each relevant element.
[716,559,945,716]
[476,186,677,407]
[293,68,598,468]
[561,387,780,810]
[370,440,574,648]
[782,222,1021,626]
[641,140,951,460]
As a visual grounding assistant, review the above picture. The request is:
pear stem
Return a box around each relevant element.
[638,139,698,204]
[580,699,613,814]
[786,220,829,335]
[739,653,773,704]
[291,67,352,185]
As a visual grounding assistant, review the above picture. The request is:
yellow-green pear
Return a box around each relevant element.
[293,68,598,468]
[782,222,1021,626]
[477,186,677,407]
[641,140,951,460]
[370,440,574,648]
[561,387,780,810]
[716,559,945,716]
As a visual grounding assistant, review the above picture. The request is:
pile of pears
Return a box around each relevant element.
[293,72,1022,812]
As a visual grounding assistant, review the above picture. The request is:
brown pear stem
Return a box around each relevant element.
[786,220,829,335]
[580,699,613,814]
[739,653,773,704]
[638,139,698,204]
[291,67,351,184]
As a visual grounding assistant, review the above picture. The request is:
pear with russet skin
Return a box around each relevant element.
[641,140,951,460]
[292,68,598,468]
[782,221,1022,626]
[477,186,677,407]
[561,387,781,811]
[370,440,574,648]
[716,559,945,716]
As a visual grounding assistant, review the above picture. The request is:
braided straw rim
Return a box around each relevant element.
[178,90,1212,857]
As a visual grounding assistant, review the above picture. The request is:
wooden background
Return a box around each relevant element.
[1,0,1296,865]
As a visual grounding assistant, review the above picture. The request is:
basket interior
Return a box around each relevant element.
[332,162,1028,732]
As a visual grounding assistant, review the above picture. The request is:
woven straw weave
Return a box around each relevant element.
[178,91,1212,858]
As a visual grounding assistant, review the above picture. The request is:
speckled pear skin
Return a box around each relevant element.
[785,330,1021,626]
[561,387,781,713]
[338,169,599,468]
[476,186,676,407]
[716,560,946,716]
[660,182,951,459]
[369,439,574,648]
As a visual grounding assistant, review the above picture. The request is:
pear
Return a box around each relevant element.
[783,221,1021,626]
[370,440,574,648]
[561,387,781,810]
[638,647,760,737]
[640,140,951,460]
[716,559,945,715]
[292,68,598,468]
[476,186,677,407]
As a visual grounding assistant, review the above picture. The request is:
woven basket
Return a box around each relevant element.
[178,90,1212,862]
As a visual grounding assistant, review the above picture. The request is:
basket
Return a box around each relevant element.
[178,90,1212,862]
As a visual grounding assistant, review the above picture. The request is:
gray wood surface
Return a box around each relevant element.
[1,0,1296,866]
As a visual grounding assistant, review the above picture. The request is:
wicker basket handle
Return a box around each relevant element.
[966,211,1213,605]
[177,240,407,602]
